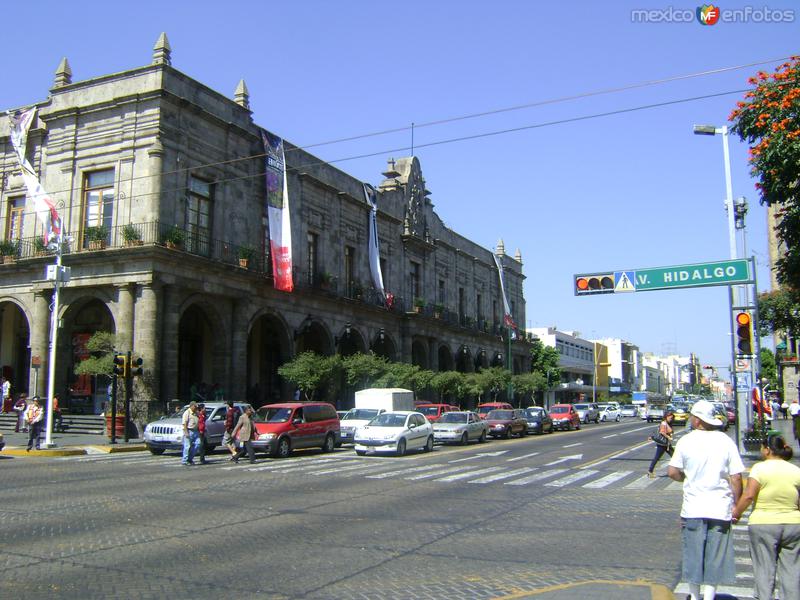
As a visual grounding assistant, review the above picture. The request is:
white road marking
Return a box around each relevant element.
[366,464,442,479]
[435,466,504,482]
[563,443,582,448]
[505,468,567,486]
[545,469,598,487]
[469,467,535,484]
[624,475,660,489]
[448,451,508,463]
[601,433,618,439]
[544,453,583,466]
[405,465,467,480]
[582,470,632,488]
[506,452,539,462]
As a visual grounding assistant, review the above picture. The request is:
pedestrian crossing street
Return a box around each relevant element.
[673,518,759,600]
[57,450,687,491]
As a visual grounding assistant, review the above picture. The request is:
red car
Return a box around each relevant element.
[252,402,341,458]
[485,409,528,439]
[415,403,459,423]
[549,404,581,431]
[477,402,513,419]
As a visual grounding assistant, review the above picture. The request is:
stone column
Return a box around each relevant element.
[116,284,136,353]
[229,299,249,401]
[428,338,439,372]
[160,285,180,405]
[29,290,52,398]
[130,283,158,430]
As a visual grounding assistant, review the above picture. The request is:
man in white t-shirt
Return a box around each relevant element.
[668,399,744,600]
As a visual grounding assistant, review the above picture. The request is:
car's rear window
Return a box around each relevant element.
[344,409,379,421]
[487,410,513,419]
[255,407,292,423]
[440,413,468,423]
[551,406,569,414]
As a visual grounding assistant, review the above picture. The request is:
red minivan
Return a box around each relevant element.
[415,403,459,423]
[477,402,513,419]
[252,402,341,458]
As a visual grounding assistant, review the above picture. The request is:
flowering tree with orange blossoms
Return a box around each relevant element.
[730,58,800,339]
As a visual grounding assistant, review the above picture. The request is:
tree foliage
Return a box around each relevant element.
[759,348,778,389]
[730,57,800,287]
[341,353,388,388]
[277,352,341,401]
[74,331,117,377]
[529,336,561,382]
[757,288,800,338]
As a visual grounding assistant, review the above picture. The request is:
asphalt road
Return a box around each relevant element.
[1,418,688,599]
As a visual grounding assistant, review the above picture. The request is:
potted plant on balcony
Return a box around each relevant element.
[33,236,49,256]
[122,224,143,247]
[85,225,109,250]
[413,297,425,313]
[162,225,185,250]
[238,245,254,268]
[0,239,19,264]
[318,271,333,290]
[433,303,444,319]
[350,280,363,300]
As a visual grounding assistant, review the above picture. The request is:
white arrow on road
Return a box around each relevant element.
[544,453,583,466]
[449,450,508,463]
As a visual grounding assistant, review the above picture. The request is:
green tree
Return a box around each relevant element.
[759,348,779,389]
[477,366,512,402]
[375,362,420,390]
[73,331,117,378]
[341,352,389,389]
[730,57,800,287]
[278,352,341,401]
[529,337,561,383]
[430,371,465,403]
[757,288,800,338]
[512,372,548,406]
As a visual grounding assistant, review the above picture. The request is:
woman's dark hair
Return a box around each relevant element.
[764,434,794,461]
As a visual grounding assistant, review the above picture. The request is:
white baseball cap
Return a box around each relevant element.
[690,399,724,427]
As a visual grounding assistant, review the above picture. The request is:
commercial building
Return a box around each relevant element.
[0,35,531,429]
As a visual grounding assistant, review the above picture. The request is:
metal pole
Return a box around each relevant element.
[506,326,514,405]
[110,373,118,445]
[124,350,132,442]
[43,248,62,448]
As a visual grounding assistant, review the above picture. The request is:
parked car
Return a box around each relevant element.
[619,404,638,418]
[670,402,690,426]
[476,402,513,419]
[573,403,600,424]
[336,410,348,420]
[713,402,733,431]
[339,407,387,444]
[252,402,341,458]
[597,403,621,422]
[415,403,459,423]
[353,411,434,456]
[524,407,553,434]
[485,409,528,439]
[143,402,252,455]
[432,411,489,445]
[550,404,581,431]
[645,404,667,422]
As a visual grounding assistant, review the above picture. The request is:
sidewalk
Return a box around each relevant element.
[1,428,146,456]
[494,580,674,599]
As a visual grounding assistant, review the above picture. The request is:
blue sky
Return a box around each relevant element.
[4,1,798,374]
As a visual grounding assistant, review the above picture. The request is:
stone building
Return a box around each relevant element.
[0,35,530,426]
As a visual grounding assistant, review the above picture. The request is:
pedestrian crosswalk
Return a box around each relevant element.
[673,519,758,600]
[55,450,686,491]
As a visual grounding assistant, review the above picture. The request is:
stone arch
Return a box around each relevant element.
[0,298,32,398]
[61,296,116,414]
[337,324,366,357]
[371,329,396,361]
[491,351,504,368]
[177,299,227,402]
[437,344,453,372]
[247,310,292,407]
[474,348,488,371]
[456,345,473,373]
[411,339,428,369]
[294,317,334,357]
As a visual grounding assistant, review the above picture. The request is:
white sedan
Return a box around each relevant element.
[597,403,621,422]
[353,411,434,456]
[432,411,488,445]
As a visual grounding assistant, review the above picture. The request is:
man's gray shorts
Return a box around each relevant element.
[681,518,736,585]
[222,431,234,446]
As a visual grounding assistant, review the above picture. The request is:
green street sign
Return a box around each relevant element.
[573,258,752,295]
[634,259,751,291]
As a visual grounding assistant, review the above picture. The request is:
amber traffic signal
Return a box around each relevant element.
[574,273,615,296]
[131,356,144,377]
[734,311,753,356]
[112,354,128,377]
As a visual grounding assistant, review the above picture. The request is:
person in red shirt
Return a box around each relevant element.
[197,403,208,464]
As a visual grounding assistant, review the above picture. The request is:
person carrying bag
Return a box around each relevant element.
[648,410,674,478]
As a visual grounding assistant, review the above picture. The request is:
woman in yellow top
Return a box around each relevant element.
[733,434,800,600]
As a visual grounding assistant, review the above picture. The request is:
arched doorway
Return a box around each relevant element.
[178,304,224,402]
[474,348,488,371]
[456,345,473,373]
[63,298,115,414]
[295,319,333,356]
[411,339,428,369]
[371,329,396,361]
[247,313,291,407]
[437,344,453,372]
[0,300,31,401]
[337,324,366,357]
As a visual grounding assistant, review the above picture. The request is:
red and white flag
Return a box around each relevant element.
[493,253,517,330]
[8,108,62,245]
[262,130,293,292]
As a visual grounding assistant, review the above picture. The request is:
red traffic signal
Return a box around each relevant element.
[574,273,615,296]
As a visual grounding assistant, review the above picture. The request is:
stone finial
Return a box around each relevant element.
[514,248,522,264]
[54,57,72,88]
[152,32,172,66]
[496,239,505,256]
[234,79,250,109]
[382,157,401,179]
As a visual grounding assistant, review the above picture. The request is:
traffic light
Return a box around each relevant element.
[574,273,615,296]
[131,356,143,377]
[112,354,128,377]
[734,311,753,356]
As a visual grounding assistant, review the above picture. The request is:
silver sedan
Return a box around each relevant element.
[432,411,488,445]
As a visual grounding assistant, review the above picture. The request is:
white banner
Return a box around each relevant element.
[8,108,62,245]
[493,253,517,329]
[364,183,385,298]
[262,130,293,292]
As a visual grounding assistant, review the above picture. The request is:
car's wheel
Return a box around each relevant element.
[148,447,165,455]
[460,432,469,446]
[355,449,367,456]
[520,427,528,437]
[273,436,292,459]
[396,438,407,456]
[567,422,573,431]
[576,421,581,430]
[504,428,511,439]
[479,430,487,443]
[424,436,434,453]
[616,415,621,422]
[582,417,588,424]
[321,433,335,453]
[595,416,600,423]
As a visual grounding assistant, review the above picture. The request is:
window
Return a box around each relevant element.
[307,232,318,285]
[345,246,355,296]
[6,196,25,241]
[410,261,421,300]
[186,176,211,256]
[438,279,445,304]
[476,293,482,319]
[82,169,114,248]
[380,258,388,290]
[458,287,465,320]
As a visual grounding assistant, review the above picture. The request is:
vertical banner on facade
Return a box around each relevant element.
[364,183,385,299]
[262,130,293,292]
[493,253,517,329]
[8,107,62,245]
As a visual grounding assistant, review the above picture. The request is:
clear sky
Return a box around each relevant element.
[3,1,798,375]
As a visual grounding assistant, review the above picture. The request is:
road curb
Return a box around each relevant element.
[86,444,148,454]
[491,579,675,599]
[2,446,87,457]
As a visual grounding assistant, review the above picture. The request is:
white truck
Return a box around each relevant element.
[339,388,416,444]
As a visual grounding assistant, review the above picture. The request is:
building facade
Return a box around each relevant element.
[0,36,531,428]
